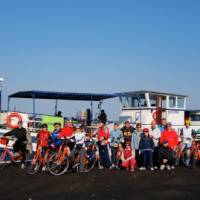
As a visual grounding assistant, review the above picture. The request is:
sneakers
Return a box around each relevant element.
[42,166,46,172]
[21,163,26,170]
[139,167,146,171]
[109,165,115,170]
[171,166,175,170]
[150,168,154,171]
[130,168,135,173]
[160,165,165,171]
[166,165,171,171]
[98,165,104,170]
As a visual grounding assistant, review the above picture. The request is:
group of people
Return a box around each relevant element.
[3,118,196,172]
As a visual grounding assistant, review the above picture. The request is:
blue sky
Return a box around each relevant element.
[0,0,200,119]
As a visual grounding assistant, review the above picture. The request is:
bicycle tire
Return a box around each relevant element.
[47,153,69,176]
[0,151,8,170]
[27,158,41,175]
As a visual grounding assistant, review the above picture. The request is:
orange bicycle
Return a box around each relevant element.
[0,137,22,170]
[27,140,55,175]
[47,138,71,176]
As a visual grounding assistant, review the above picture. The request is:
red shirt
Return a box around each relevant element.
[59,126,74,139]
[97,127,110,142]
[160,129,179,149]
[124,148,132,159]
[38,130,50,147]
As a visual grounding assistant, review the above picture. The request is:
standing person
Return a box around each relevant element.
[160,122,179,150]
[121,121,135,148]
[158,140,175,171]
[70,124,86,173]
[96,122,111,169]
[180,120,195,166]
[59,120,75,150]
[4,121,27,169]
[160,122,179,170]
[150,120,161,169]
[158,118,167,133]
[50,123,62,148]
[98,110,107,124]
[110,123,124,169]
[37,124,51,171]
[139,128,154,171]
[131,123,143,166]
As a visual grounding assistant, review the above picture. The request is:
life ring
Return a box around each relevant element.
[152,111,157,121]
[6,112,23,129]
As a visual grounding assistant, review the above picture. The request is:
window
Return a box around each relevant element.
[120,96,129,108]
[169,96,176,108]
[162,97,167,108]
[149,95,157,107]
[191,115,200,121]
[177,97,185,109]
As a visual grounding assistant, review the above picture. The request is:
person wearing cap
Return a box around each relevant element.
[110,123,124,169]
[160,122,179,151]
[131,123,143,167]
[180,120,195,166]
[59,120,75,150]
[4,121,28,169]
[70,124,86,173]
[50,123,62,148]
[139,128,154,171]
[95,122,111,169]
[121,141,136,173]
[158,140,175,171]
[121,121,135,148]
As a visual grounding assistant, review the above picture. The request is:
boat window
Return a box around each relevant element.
[162,97,167,108]
[191,115,200,121]
[169,96,176,108]
[120,96,129,108]
[177,97,185,109]
[149,95,157,107]
[131,94,147,107]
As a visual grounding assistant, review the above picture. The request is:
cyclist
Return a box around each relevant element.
[50,123,62,148]
[59,120,75,150]
[4,121,27,169]
[180,120,195,166]
[37,124,51,171]
[70,124,86,173]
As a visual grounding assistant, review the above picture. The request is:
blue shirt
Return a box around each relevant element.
[110,129,124,147]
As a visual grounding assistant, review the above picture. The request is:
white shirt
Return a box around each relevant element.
[150,126,161,147]
[74,131,85,145]
[182,127,193,144]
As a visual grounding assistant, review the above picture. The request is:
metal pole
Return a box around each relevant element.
[90,96,93,121]
[7,97,10,111]
[55,99,58,115]
[0,90,2,113]
[33,93,36,118]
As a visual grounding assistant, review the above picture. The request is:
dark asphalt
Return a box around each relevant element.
[0,166,200,200]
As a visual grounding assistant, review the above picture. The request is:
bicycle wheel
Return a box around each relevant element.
[47,153,69,176]
[27,158,41,175]
[0,150,7,170]
[83,151,97,173]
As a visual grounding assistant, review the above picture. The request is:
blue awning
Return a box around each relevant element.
[9,91,117,101]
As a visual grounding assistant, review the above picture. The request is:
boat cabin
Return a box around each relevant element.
[118,91,187,129]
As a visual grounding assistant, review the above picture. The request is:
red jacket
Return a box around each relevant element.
[97,127,110,142]
[59,126,74,139]
[124,148,133,159]
[160,129,179,149]
[38,130,50,147]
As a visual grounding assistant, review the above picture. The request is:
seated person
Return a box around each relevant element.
[158,140,175,171]
[121,141,136,173]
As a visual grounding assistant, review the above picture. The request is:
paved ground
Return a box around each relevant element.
[0,166,200,200]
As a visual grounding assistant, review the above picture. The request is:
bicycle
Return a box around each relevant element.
[27,141,55,175]
[0,137,23,170]
[47,138,71,176]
